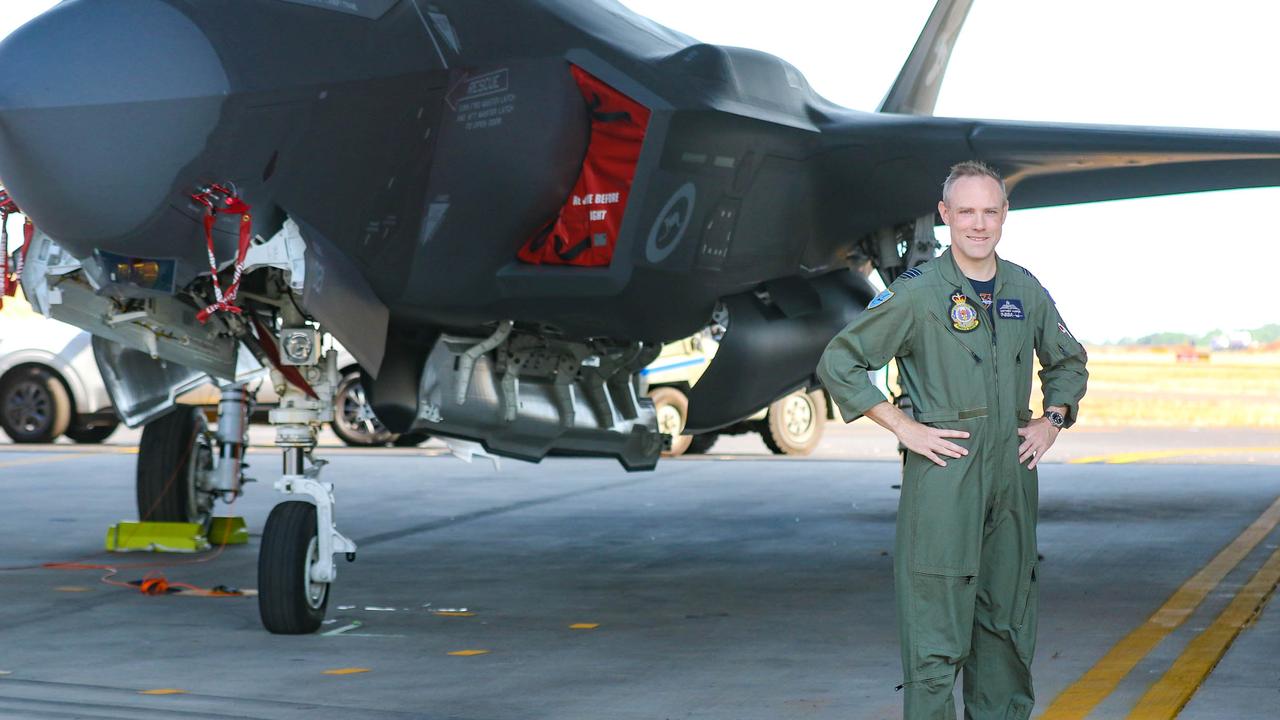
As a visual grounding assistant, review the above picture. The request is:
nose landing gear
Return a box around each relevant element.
[255,317,356,634]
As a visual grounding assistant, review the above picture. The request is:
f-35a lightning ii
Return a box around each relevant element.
[2,0,1279,632]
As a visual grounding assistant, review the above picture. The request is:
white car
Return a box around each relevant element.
[0,294,119,443]
[1,292,417,446]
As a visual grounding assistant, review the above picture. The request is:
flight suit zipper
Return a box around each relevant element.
[926,311,982,364]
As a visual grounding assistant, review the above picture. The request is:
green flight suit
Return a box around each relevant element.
[817,249,1088,720]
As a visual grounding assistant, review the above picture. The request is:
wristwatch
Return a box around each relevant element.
[1044,410,1066,429]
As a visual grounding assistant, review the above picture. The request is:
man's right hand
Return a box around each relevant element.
[862,401,970,468]
[895,420,969,467]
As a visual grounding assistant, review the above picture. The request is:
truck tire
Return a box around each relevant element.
[685,432,720,455]
[649,386,693,457]
[760,390,825,456]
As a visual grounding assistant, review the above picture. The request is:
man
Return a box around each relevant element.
[817,161,1088,719]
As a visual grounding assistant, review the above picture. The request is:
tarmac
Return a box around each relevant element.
[0,421,1278,719]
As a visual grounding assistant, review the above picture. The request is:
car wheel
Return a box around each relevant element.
[65,419,120,444]
[0,365,72,443]
[331,370,396,446]
[760,389,825,456]
[649,386,693,457]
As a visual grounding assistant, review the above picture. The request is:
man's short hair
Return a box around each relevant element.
[942,161,1007,205]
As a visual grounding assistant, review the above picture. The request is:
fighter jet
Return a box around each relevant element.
[3,0,1280,633]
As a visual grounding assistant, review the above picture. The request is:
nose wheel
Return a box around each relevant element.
[258,501,329,634]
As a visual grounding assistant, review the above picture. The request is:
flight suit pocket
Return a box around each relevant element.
[908,570,978,678]
[1016,408,1033,427]
[1011,561,1039,664]
[903,417,984,576]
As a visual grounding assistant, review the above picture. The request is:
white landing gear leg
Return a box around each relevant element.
[257,338,356,634]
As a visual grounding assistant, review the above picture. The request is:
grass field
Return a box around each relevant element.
[1040,349,1280,429]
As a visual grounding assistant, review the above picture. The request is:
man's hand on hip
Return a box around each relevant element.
[1016,417,1060,470]
[895,420,970,468]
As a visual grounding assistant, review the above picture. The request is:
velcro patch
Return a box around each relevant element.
[868,289,894,309]
[997,298,1024,320]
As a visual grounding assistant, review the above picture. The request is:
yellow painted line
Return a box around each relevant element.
[431,611,475,617]
[569,623,600,630]
[54,586,91,593]
[0,671,11,676]
[139,689,187,695]
[1070,447,1280,464]
[1127,544,1280,719]
[0,454,89,470]
[446,650,490,656]
[1041,495,1280,720]
[321,667,370,675]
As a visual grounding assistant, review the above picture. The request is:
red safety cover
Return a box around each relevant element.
[518,65,650,266]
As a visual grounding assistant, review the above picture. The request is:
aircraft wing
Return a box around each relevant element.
[968,119,1280,211]
[833,115,1280,235]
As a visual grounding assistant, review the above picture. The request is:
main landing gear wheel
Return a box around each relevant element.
[0,366,71,443]
[761,390,826,456]
[136,406,215,529]
[649,386,693,457]
[258,501,328,635]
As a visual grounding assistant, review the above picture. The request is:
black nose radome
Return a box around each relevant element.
[0,0,228,245]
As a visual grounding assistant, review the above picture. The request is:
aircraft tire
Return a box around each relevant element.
[684,432,719,455]
[0,365,71,443]
[760,390,825,456]
[259,501,328,634]
[650,386,693,457]
[136,407,214,528]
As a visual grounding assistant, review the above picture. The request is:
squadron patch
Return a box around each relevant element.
[997,298,1024,320]
[868,289,894,309]
[950,292,980,332]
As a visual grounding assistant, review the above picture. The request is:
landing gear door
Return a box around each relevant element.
[92,336,211,428]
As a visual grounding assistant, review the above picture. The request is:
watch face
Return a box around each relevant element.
[1047,411,1065,427]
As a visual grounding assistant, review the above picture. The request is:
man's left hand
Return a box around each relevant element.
[1016,417,1060,470]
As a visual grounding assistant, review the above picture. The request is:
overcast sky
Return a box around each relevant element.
[7,1,1280,342]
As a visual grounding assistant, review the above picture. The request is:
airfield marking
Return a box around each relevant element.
[1126,544,1280,719]
[0,454,92,471]
[321,621,363,637]
[138,688,187,695]
[1068,447,1280,464]
[446,650,490,657]
[321,667,371,675]
[1041,494,1280,720]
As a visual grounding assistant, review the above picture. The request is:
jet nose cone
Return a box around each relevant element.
[0,0,228,246]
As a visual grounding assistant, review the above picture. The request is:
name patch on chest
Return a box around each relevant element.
[997,298,1024,320]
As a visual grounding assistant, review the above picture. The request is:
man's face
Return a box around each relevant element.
[938,175,1008,264]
